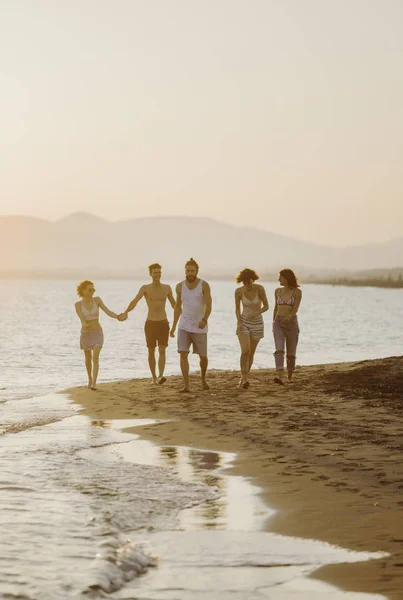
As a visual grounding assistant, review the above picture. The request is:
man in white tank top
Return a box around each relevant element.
[170,258,212,392]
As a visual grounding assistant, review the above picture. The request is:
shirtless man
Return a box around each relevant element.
[170,258,212,393]
[123,263,175,384]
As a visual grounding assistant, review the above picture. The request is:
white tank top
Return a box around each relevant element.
[179,279,208,333]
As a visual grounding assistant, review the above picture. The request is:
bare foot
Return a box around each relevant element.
[179,387,191,393]
[274,376,284,386]
[158,376,167,385]
[91,385,97,391]
[151,378,158,385]
[242,381,250,389]
[87,381,93,389]
[201,379,210,391]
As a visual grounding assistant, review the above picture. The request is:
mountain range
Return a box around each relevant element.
[0,212,402,277]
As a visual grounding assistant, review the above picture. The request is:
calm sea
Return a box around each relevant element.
[1,279,401,401]
[0,280,396,599]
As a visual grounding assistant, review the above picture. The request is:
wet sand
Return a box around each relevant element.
[68,356,403,600]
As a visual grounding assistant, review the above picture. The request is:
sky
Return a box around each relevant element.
[1,0,402,246]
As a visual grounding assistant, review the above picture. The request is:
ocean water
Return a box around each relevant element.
[0,279,398,599]
[0,279,401,401]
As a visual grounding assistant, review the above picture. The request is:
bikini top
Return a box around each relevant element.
[81,299,99,320]
[277,289,295,306]
[241,289,260,307]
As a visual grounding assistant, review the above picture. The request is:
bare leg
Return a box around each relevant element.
[92,346,102,390]
[147,348,158,383]
[180,352,190,392]
[84,350,92,388]
[158,346,166,378]
[237,334,250,387]
[248,338,260,372]
[200,356,209,390]
[158,346,167,384]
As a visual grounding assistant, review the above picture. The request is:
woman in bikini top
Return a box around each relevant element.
[272,269,302,384]
[75,280,125,390]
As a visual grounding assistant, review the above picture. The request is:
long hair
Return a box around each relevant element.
[236,268,259,284]
[77,280,94,297]
[279,269,299,288]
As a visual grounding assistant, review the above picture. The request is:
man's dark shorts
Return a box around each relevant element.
[144,319,169,349]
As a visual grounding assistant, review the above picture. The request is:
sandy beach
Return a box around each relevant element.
[68,356,403,600]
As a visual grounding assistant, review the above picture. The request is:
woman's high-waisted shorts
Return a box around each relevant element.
[238,314,264,340]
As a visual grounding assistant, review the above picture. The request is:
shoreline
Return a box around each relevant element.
[67,355,403,599]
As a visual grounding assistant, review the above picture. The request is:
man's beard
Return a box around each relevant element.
[186,275,196,282]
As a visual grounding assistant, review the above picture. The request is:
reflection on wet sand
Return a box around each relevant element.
[157,445,244,531]
[159,445,178,466]
[91,420,109,428]
[86,419,271,532]
[187,449,225,530]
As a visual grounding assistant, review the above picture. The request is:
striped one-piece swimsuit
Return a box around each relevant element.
[239,290,264,340]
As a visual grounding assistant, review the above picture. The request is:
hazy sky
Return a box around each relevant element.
[1,0,402,245]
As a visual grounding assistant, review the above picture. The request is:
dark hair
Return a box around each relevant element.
[77,280,94,297]
[279,269,299,288]
[148,263,162,274]
[185,257,199,270]
[236,268,260,284]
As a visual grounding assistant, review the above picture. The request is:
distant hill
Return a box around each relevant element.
[0,212,402,276]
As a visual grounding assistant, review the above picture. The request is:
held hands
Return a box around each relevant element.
[117,312,128,322]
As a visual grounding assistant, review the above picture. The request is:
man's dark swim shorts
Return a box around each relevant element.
[144,319,169,348]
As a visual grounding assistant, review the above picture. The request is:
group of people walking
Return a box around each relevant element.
[75,258,302,391]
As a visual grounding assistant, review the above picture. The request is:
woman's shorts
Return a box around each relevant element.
[238,315,264,340]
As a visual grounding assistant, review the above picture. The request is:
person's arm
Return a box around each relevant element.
[257,285,269,315]
[75,302,89,330]
[167,285,176,310]
[123,286,145,316]
[198,280,212,329]
[97,297,118,319]
[170,283,182,336]
[235,289,242,323]
[273,289,279,321]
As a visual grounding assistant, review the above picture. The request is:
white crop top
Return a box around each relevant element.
[81,299,99,321]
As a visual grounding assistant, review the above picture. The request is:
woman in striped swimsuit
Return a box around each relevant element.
[235,268,269,389]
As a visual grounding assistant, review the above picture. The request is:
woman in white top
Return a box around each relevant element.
[75,280,125,390]
[235,268,269,389]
